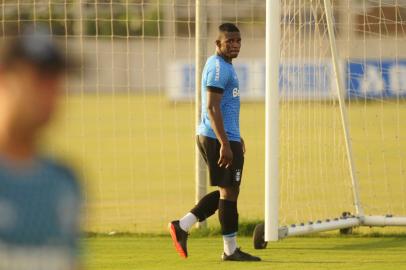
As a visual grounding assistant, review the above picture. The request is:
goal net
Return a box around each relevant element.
[272,0,406,238]
[0,0,269,233]
[1,0,404,235]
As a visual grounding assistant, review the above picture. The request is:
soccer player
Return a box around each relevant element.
[169,23,261,262]
[0,27,82,270]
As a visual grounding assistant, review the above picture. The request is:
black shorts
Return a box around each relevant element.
[196,135,244,187]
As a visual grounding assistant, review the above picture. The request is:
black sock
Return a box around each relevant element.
[218,199,238,235]
[190,191,220,222]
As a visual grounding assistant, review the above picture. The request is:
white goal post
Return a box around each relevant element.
[265,0,282,242]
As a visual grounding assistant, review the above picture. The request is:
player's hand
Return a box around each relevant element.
[218,143,233,168]
[241,137,246,154]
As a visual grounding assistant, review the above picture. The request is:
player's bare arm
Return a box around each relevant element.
[206,89,233,168]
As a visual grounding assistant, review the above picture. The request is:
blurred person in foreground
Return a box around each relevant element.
[0,27,82,270]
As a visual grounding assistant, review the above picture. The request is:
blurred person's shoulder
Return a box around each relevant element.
[40,157,75,177]
[39,156,82,192]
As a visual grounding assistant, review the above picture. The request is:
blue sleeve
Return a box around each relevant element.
[205,58,230,91]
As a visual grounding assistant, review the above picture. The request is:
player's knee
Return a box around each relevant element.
[219,186,240,201]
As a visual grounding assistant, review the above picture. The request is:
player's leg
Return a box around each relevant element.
[184,135,223,230]
[174,190,220,232]
[218,185,239,256]
[169,136,221,258]
[169,190,220,258]
[218,141,261,262]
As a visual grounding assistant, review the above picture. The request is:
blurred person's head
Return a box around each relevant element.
[0,26,68,157]
[216,23,241,62]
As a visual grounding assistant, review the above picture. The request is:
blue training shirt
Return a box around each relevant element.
[0,156,81,270]
[198,54,241,142]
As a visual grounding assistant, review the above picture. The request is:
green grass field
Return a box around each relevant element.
[42,94,406,233]
[41,94,406,269]
[85,235,406,270]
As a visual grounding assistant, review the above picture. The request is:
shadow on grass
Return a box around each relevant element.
[263,259,406,264]
[268,237,406,252]
[331,237,406,251]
